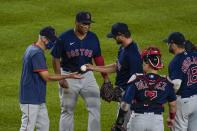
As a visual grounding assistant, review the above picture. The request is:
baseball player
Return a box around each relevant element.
[111,47,177,131]
[85,22,143,128]
[51,11,109,131]
[19,26,82,131]
[165,32,197,131]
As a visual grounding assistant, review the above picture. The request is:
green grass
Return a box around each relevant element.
[0,0,197,130]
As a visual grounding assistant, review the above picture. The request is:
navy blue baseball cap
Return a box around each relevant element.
[166,32,186,45]
[40,26,57,43]
[76,11,94,24]
[107,23,130,38]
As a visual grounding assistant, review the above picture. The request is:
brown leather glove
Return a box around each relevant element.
[100,81,114,102]
[112,87,123,102]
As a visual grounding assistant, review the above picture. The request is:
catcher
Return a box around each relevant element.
[85,22,143,128]
[111,47,177,131]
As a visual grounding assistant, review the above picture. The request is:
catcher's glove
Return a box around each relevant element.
[112,86,123,102]
[100,81,114,102]
[111,124,126,131]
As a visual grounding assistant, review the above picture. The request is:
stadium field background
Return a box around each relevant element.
[0,0,197,130]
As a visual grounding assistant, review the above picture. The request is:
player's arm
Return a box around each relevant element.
[51,57,71,88]
[93,56,114,82]
[168,101,176,118]
[171,79,182,93]
[52,57,69,88]
[51,38,69,88]
[38,71,82,82]
[166,84,177,128]
[52,57,61,74]
[168,59,183,93]
[51,38,64,74]
[167,76,182,93]
[167,100,176,128]
[87,60,116,73]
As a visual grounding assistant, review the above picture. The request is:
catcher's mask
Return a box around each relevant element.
[141,47,163,70]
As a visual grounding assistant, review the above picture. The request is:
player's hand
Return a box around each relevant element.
[59,79,69,88]
[84,64,94,70]
[167,117,175,128]
[68,72,84,79]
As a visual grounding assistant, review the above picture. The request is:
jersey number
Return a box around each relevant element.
[187,66,197,86]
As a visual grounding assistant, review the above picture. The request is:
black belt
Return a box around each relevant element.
[135,111,162,115]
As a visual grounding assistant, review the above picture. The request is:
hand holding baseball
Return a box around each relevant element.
[80,65,87,72]
[84,64,94,71]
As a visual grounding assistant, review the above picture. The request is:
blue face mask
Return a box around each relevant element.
[45,41,54,49]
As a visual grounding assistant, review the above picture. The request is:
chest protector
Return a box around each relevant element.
[131,74,168,109]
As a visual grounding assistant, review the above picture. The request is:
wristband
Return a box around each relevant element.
[170,112,176,119]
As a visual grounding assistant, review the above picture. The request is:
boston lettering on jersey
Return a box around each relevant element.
[66,48,93,58]
[51,29,101,72]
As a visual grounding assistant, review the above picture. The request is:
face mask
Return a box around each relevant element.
[45,41,54,49]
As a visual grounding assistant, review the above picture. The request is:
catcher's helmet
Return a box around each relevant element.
[141,47,163,70]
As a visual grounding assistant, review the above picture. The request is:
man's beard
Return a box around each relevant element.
[169,46,175,54]
[78,28,87,35]
[116,40,122,45]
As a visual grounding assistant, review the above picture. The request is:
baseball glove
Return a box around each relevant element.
[111,124,126,131]
[112,86,123,102]
[100,81,114,102]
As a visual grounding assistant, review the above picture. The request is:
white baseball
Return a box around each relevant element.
[80,65,87,72]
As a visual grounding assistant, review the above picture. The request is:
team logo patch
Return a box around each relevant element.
[145,90,157,100]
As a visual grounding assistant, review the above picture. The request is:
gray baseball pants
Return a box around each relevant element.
[171,95,197,131]
[127,112,164,131]
[59,71,100,131]
[19,103,49,131]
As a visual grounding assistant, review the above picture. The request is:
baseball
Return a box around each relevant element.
[80,65,87,72]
